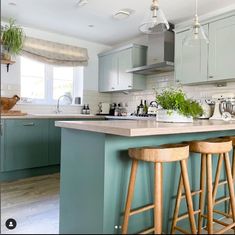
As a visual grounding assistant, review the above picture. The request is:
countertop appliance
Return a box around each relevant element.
[98,102,110,115]
[127,27,174,75]
[210,93,235,121]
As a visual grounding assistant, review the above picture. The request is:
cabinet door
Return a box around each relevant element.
[3,120,49,171]
[175,25,209,84]
[117,49,133,91]
[48,120,61,165]
[98,54,118,92]
[208,16,235,81]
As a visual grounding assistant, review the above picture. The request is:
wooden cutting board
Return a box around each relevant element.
[1,110,27,116]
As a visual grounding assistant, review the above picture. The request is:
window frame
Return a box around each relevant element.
[20,56,83,105]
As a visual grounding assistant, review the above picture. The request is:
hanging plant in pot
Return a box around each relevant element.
[1,18,25,61]
[156,88,203,123]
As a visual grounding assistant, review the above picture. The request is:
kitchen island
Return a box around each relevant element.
[55,120,235,234]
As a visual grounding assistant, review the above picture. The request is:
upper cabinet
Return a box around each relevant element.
[98,44,147,92]
[175,25,209,84]
[175,13,235,85]
[208,15,235,81]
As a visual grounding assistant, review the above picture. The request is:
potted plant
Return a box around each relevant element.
[1,18,25,60]
[156,88,203,123]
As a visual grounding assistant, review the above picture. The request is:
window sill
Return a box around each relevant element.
[17,102,83,107]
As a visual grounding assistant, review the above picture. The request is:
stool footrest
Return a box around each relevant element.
[201,214,235,233]
[213,209,232,219]
[215,196,230,205]
[138,227,155,234]
[217,180,228,186]
[176,209,201,222]
[180,189,202,199]
[174,226,190,234]
[130,204,154,216]
[216,222,235,234]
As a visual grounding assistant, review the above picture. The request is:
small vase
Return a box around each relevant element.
[156,109,193,123]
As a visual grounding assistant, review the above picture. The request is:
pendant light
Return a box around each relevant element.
[183,0,209,46]
[139,0,169,34]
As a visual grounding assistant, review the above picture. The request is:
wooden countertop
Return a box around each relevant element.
[1,114,105,120]
[55,119,235,137]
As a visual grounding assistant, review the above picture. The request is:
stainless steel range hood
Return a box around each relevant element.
[127,29,174,75]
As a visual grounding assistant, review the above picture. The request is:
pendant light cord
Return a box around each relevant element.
[195,0,198,16]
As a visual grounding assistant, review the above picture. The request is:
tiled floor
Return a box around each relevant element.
[1,174,60,234]
[0,173,235,234]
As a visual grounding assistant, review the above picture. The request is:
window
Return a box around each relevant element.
[20,57,83,104]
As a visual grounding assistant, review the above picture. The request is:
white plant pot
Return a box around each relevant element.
[156,109,193,123]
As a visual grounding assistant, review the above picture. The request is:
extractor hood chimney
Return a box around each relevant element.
[127,26,174,75]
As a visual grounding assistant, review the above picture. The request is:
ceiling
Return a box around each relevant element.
[1,0,235,45]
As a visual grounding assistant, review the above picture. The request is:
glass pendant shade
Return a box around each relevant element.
[139,0,169,34]
[183,19,209,46]
[183,0,209,46]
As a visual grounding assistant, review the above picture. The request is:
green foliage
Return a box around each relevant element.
[156,88,203,118]
[1,18,25,55]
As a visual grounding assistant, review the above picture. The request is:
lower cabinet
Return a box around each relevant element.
[2,120,49,172]
[1,118,103,173]
[48,120,61,165]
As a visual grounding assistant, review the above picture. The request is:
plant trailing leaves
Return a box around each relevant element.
[156,88,203,118]
[1,18,25,55]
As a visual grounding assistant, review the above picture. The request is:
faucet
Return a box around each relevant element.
[56,95,72,114]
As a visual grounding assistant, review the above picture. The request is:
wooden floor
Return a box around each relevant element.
[0,173,234,234]
[1,174,60,234]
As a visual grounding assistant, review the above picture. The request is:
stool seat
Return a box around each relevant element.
[190,138,232,154]
[228,136,235,146]
[129,144,189,163]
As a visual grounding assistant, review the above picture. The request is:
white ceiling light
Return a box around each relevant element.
[183,0,209,46]
[75,0,88,8]
[113,9,134,20]
[139,0,169,34]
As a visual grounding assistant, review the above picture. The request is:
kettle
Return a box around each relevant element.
[148,101,158,116]
[199,99,213,119]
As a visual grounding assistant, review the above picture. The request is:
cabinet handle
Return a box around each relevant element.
[128,85,132,88]
[112,87,115,90]
[209,75,214,78]
[23,122,35,126]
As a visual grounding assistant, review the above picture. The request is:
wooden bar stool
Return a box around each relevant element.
[217,136,235,217]
[171,138,235,234]
[122,144,197,234]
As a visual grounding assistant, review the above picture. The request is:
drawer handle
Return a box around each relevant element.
[23,123,35,126]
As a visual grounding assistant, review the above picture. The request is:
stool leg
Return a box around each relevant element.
[232,147,235,180]
[212,154,224,203]
[170,176,183,234]
[206,154,213,234]
[198,154,206,234]
[180,159,197,234]
[154,163,163,234]
[122,159,138,234]
[224,153,235,222]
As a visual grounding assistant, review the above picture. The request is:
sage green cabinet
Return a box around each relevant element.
[48,120,61,165]
[175,14,235,84]
[2,120,49,172]
[208,15,235,81]
[175,26,209,84]
[98,44,147,92]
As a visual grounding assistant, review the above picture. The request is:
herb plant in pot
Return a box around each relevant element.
[156,88,203,123]
[1,18,25,61]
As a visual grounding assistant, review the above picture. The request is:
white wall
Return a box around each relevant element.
[1,23,111,94]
